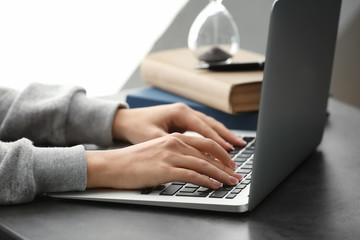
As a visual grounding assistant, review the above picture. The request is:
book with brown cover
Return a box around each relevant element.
[140,48,264,114]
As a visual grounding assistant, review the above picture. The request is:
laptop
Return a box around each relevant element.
[49,0,342,212]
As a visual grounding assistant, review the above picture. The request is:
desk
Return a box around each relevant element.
[1,98,360,240]
[2,0,360,239]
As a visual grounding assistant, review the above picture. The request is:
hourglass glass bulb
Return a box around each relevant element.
[188,0,240,63]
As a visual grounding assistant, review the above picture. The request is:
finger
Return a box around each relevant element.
[170,162,242,189]
[169,168,223,189]
[172,155,243,185]
[169,104,235,150]
[169,133,236,169]
[169,144,236,175]
[202,154,242,179]
[194,111,247,147]
[182,113,235,150]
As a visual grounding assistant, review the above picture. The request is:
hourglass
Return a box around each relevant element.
[188,0,240,63]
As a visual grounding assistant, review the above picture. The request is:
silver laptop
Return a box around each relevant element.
[49,0,342,212]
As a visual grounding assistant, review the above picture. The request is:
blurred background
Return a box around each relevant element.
[1,0,359,109]
[0,0,188,96]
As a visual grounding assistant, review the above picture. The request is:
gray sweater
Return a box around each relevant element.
[0,83,122,204]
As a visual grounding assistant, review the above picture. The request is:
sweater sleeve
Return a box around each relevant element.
[0,83,125,146]
[0,138,86,205]
[0,83,127,204]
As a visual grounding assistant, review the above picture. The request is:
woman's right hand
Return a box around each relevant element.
[86,133,242,190]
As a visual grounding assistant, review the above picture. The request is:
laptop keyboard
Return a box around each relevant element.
[141,137,255,199]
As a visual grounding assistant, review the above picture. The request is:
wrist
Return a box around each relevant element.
[86,151,109,189]
[112,108,130,141]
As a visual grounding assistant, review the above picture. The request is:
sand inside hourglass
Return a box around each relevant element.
[197,45,233,63]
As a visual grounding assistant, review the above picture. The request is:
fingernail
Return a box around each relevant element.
[231,161,237,170]
[229,176,239,185]
[238,137,247,145]
[212,181,222,189]
[232,172,243,180]
[227,142,235,150]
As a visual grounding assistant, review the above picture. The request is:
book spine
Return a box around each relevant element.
[140,57,233,114]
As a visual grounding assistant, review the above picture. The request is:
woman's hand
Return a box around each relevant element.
[86,133,242,190]
[112,103,246,151]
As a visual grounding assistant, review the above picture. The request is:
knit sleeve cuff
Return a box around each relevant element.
[66,92,127,147]
[32,145,87,194]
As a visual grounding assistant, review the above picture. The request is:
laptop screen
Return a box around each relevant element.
[249,0,342,210]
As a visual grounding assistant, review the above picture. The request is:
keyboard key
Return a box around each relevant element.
[219,185,236,191]
[141,187,154,194]
[172,182,186,185]
[176,191,210,197]
[154,185,166,191]
[228,149,240,154]
[235,162,243,168]
[244,149,254,153]
[197,187,211,192]
[239,153,252,158]
[236,184,247,189]
[237,169,251,174]
[241,179,251,185]
[235,156,248,162]
[242,164,253,169]
[248,146,255,150]
[243,137,255,143]
[209,190,229,198]
[231,188,242,194]
[234,145,245,150]
[226,193,237,199]
[229,153,236,158]
[160,185,183,196]
[179,187,197,193]
[141,185,167,194]
[185,184,200,188]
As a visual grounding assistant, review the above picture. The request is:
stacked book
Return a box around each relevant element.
[126,48,264,130]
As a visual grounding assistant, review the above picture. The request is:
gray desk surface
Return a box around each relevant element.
[1,98,360,240]
[2,1,360,239]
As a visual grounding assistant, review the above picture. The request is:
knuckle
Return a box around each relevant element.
[183,170,198,180]
[171,102,192,116]
[173,102,189,111]
[198,159,210,170]
[205,115,216,122]
[163,134,182,147]
[203,137,217,148]
[169,132,182,138]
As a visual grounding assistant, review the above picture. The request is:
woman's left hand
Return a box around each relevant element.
[112,103,246,150]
